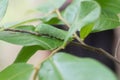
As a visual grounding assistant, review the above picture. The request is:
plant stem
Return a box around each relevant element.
[55,9,70,28]
[74,34,120,64]
[56,9,120,65]
[33,65,41,80]
[59,0,73,11]
[33,46,64,80]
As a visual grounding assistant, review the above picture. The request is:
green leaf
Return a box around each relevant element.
[14,45,43,63]
[96,0,120,14]
[0,31,63,49]
[91,0,120,32]
[39,52,117,80]
[37,0,65,13]
[0,0,8,21]
[92,12,120,32]
[80,23,94,40]
[16,25,35,31]
[0,63,34,80]
[41,17,60,24]
[0,25,63,50]
[63,0,101,45]
[35,24,68,40]
[40,13,60,24]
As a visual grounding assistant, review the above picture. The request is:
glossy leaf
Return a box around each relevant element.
[80,23,94,40]
[39,52,117,80]
[0,63,34,80]
[37,0,65,13]
[35,24,68,40]
[0,0,8,21]
[14,45,44,63]
[96,0,120,14]
[92,12,120,32]
[92,0,120,32]
[63,0,101,45]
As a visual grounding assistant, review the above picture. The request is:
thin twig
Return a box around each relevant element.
[56,9,120,65]
[55,9,70,28]
[4,28,42,36]
[33,65,41,80]
[33,46,64,80]
[59,0,73,11]
[74,34,120,64]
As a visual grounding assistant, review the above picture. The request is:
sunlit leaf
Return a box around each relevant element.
[39,52,117,80]
[0,63,34,80]
[92,0,120,32]
[92,12,120,32]
[80,23,94,40]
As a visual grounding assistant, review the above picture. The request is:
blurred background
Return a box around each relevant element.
[0,0,120,78]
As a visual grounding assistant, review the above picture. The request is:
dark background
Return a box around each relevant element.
[62,30,115,71]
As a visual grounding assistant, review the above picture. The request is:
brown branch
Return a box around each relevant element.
[59,0,73,11]
[73,34,120,64]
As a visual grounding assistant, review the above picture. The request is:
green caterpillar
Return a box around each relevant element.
[35,24,68,40]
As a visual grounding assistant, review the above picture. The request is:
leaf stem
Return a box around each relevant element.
[55,9,70,28]
[33,46,64,80]
[74,34,120,64]
[33,65,41,80]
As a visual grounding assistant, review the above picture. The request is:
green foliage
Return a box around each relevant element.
[96,0,120,14]
[14,45,44,63]
[39,52,117,80]
[80,23,94,40]
[0,25,63,49]
[35,23,68,40]
[0,0,120,80]
[0,63,34,80]
[0,31,63,49]
[92,0,120,32]
[63,0,101,44]
[92,13,120,32]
